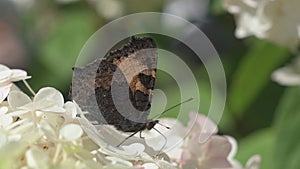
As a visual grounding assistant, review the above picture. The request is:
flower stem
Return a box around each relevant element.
[22,80,36,96]
[53,142,62,163]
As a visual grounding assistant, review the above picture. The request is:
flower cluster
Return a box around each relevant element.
[224,0,300,51]
[0,64,260,169]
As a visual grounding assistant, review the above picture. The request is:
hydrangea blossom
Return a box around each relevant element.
[0,64,31,103]
[224,0,300,51]
[0,64,260,169]
[272,55,300,86]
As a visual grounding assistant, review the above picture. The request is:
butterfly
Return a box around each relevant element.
[71,36,161,146]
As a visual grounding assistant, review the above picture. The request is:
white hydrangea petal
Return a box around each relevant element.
[0,84,12,103]
[142,163,159,169]
[39,120,57,142]
[8,90,32,109]
[60,124,83,141]
[80,113,171,161]
[63,101,78,123]
[105,156,133,166]
[188,112,218,143]
[20,100,52,111]
[226,135,238,159]
[272,66,300,86]
[229,159,243,169]
[0,64,10,72]
[0,70,12,84]
[144,118,185,153]
[156,160,177,169]
[5,118,29,130]
[41,112,64,129]
[10,69,31,81]
[164,140,183,161]
[26,147,50,169]
[34,87,64,107]
[9,110,30,117]
[224,0,300,50]
[120,143,145,155]
[41,106,66,113]
[10,83,21,92]
[0,106,8,115]
[246,155,261,169]
[10,121,34,135]
[0,114,13,128]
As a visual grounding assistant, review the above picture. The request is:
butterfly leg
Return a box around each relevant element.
[139,131,144,139]
[116,130,140,147]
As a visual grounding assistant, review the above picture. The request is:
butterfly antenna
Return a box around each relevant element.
[152,98,194,119]
[157,122,170,129]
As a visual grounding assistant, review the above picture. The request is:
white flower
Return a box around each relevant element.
[0,106,13,128]
[142,118,186,162]
[227,136,261,169]
[0,84,12,103]
[181,135,232,169]
[59,123,83,141]
[0,64,30,86]
[224,0,300,50]
[272,56,300,86]
[79,113,153,161]
[0,62,261,169]
[0,64,30,103]
[8,87,66,128]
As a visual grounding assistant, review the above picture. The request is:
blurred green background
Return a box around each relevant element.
[0,0,297,168]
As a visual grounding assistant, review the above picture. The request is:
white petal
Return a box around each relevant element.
[41,106,66,113]
[0,64,10,72]
[63,101,78,123]
[121,143,145,155]
[26,147,50,168]
[79,113,153,160]
[39,120,57,142]
[144,118,185,153]
[142,163,159,169]
[0,106,8,115]
[226,135,238,159]
[272,66,300,86]
[60,123,83,141]
[8,110,30,117]
[105,156,133,166]
[188,112,218,143]
[0,84,12,103]
[10,84,21,92]
[0,114,13,128]
[157,160,177,169]
[10,121,34,135]
[0,70,12,84]
[246,155,261,169]
[8,90,32,109]
[10,69,31,81]
[34,87,64,107]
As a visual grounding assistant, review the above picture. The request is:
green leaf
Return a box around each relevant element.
[229,40,289,118]
[236,128,274,169]
[273,87,300,169]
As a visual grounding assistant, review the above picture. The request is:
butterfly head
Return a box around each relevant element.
[146,120,159,130]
